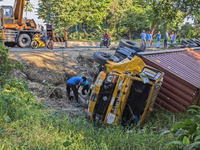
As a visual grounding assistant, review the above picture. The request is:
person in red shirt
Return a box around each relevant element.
[102,31,110,46]
[104,31,110,40]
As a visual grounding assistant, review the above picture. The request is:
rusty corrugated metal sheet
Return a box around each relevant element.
[140,48,200,112]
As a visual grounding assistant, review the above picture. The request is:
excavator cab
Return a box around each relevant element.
[1,6,14,26]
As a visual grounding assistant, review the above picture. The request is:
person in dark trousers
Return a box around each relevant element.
[66,76,87,106]
[164,31,168,48]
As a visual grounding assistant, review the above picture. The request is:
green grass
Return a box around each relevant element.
[0,78,192,150]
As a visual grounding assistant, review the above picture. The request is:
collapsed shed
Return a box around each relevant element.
[139,48,200,112]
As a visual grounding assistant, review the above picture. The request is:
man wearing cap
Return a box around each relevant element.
[66,76,87,106]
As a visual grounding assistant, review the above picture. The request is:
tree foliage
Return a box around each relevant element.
[24,2,34,18]
[37,0,199,40]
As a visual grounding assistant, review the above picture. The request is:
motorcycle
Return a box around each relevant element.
[100,37,110,48]
[31,34,53,50]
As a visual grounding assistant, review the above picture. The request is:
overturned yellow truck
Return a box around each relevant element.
[87,54,164,126]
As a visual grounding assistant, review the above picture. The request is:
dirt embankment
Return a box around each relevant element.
[9,50,105,112]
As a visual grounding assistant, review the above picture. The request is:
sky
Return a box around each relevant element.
[0,0,44,27]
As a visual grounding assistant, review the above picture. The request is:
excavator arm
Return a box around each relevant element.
[13,0,29,25]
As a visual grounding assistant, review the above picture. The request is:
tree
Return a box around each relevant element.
[145,0,180,35]
[24,2,34,19]
[37,0,80,45]
[77,0,112,39]
[107,0,148,40]
[121,1,148,40]
[173,0,200,16]
[180,23,194,38]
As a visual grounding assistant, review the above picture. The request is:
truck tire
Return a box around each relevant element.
[4,42,16,47]
[18,34,31,48]
[93,52,119,65]
[140,42,146,51]
[119,39,140,49]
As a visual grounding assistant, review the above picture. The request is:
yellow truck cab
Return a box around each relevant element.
[88,56,164,126]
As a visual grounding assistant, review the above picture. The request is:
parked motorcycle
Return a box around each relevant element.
[31,34,53,50]
[100,37,110,48]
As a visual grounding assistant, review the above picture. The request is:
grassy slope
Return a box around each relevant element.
[0,79,191,150]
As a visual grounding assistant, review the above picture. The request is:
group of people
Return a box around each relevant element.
[141,30,177,48]
[140,30,153,48]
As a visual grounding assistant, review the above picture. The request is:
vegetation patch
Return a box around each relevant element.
[1,42,200,149]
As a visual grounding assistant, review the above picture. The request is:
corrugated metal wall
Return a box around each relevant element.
[140,48,200,112]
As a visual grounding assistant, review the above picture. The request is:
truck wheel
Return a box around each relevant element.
[93,52,120,65]
[4,42,16,47]
[119,39,140,49]
[18,34,31,48]
[140,42,146,51]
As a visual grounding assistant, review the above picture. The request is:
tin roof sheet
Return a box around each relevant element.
[141,48,200,112]
[142,49,200,88]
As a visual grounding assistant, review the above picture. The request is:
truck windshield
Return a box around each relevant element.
[3,7,13,18]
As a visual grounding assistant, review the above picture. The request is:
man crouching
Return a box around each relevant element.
[66,76,88,107]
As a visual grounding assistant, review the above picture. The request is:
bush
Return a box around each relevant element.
[164,106,200,149]
[188,30,198,39]
[0,41,23,85]
[0,79,43,122]
[69,31,85,40]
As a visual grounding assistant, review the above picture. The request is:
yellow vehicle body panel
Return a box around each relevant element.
[105,56,145,74]
[88,56,165,126]
[88,71,107,120]
[32,37,46,47]
[104,74,133,125]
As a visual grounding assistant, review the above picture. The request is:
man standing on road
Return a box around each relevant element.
[66,76,87,107]
[146,31,150,47]
[164,31,168,48]
[140,30,146,45]
[156,31,161,48]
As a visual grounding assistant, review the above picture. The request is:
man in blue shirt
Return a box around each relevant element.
[66,76,87,105]
[39,26,47,46]
[146,31,150,47]
[140,30,146,43]
[140,30,146,50]
[156,31,161,48]
[164,31,168,48]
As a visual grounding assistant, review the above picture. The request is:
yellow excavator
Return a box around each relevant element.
[0,0,39,47]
